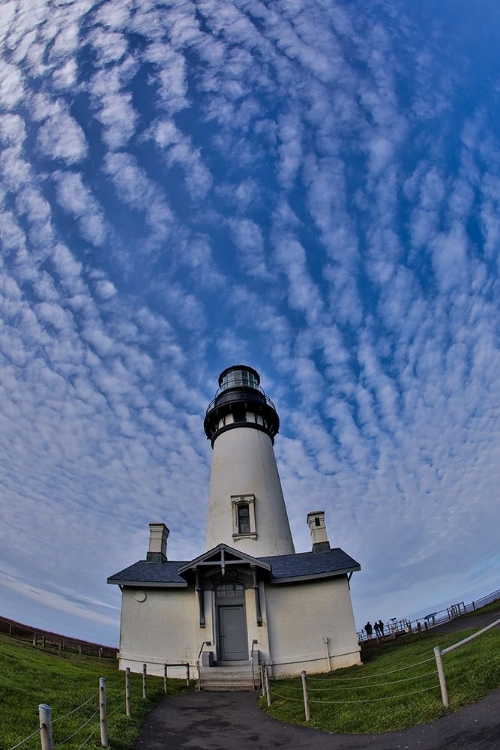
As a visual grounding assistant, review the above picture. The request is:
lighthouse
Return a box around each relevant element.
[204,365,295,557]
[109,364,362,684]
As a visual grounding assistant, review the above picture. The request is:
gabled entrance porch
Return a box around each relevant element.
[178,544,270,690]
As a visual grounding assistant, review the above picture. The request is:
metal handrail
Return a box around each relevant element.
[196,641,211,691]
[358,589,500,643]
[205,389,276,415]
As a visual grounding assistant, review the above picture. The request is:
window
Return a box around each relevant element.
[221,368,259,390]
[231,494,257,539]
[237,504,250,534]
[216,583,245,599]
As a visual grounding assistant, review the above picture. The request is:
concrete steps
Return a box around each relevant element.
[198,664,258,692]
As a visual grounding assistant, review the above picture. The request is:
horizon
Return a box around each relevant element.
[2,580,498,649]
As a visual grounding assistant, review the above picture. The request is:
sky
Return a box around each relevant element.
[1,0,500,647]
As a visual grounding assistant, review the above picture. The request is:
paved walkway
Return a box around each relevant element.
[133,688,500,750]
[133,612,500,750]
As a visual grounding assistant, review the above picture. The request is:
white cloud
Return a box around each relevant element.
[37,112,88,164]
[143,42,189,112]
[0,2,17,47]
[149,119,213,199]
[89,66,138,149]
[0,60,25,110]
[96,280,117,299]
[89,27,128,65]
[52,58,78,89]
[53,170,107,246]
[228,217,270,278]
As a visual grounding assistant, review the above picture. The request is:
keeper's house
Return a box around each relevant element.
[108,366,361,687]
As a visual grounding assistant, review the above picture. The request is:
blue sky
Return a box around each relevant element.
[1,0,500,646]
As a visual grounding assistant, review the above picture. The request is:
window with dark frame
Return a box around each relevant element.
[231,493,256,539]
[237,503,251,534]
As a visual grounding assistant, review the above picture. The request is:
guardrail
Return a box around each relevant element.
[358,587,500,643]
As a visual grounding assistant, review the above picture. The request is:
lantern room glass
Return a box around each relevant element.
[219,367,259,392]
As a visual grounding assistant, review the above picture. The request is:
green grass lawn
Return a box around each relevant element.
[262,621,500,733]
[3,607,499,745]
[0,634,192,750]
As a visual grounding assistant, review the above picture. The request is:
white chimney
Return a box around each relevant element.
[147,523,169,562]
[307,511,330,553]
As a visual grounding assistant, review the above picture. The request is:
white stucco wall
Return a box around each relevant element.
[205,427,295,556]
[117,573,360,681]
[265,576,361,677]
[118,587,199,677]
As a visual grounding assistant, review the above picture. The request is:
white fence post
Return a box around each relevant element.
[38,704,53,750]
[142,663,148,699]
[434,646,449,708]
[433,616,500,708]
[99,677,108,748]
[125,667,131,718]
[324,636,331,672]
[301,671,311,721]
[264,666,271,706]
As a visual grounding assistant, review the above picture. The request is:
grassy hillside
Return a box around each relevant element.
[0,634,190,750]
[263,613,500,733]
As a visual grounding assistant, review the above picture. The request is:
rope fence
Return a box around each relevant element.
[52,708,100,748]
[306,655,435,681]
[0,617,117,660]
[7,661,192,750]
[434,617,500,707]
[51,694,99,725]
[74,725,100,750]
[7,727,42,750]
[306,670,438,690]
[263,617,500,722]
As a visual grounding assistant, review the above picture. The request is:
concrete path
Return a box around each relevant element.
[429,610,500,635]
[133,612,500,750]
[133,688,500,750]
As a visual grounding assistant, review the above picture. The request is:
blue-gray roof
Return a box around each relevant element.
[260,549,360,582]
[107,560,188,587]
[107,546,360,587]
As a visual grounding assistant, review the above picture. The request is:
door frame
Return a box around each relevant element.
[214,582,248,661]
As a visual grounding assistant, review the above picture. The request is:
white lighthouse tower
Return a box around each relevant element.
[204,365,295,557]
